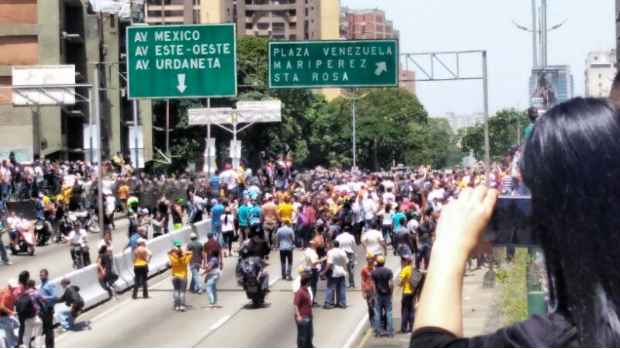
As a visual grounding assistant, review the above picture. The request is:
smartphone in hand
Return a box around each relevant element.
[484,196,538,247]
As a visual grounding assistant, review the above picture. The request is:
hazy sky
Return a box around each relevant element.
[341,0,615,117]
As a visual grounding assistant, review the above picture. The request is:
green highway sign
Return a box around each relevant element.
[269,40,399,89]
[127,24,237,99]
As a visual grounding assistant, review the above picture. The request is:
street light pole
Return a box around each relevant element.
[352,98,357,171]
[531,0,538,68]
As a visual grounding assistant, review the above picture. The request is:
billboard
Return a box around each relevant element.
[529,68,559,111]
[12,65,76,106]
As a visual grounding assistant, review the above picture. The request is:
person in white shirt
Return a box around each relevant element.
[292,266,314,303]
[335,228,357,289]
[362,194,377,230]
[66,222,89,267]
[303,241,324,305]
[427,181,445,203]
[104,192,116,229]
[320,241,348,309]
[362,221,387,257]
[382,187,396,205]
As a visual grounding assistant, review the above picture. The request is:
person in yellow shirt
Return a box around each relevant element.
[168,240,193,311]
[398,255,415,333]
[62,185,72,207]
[277,196,295,223]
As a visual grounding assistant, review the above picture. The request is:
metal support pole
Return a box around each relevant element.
[165,99,170,157]
[352,99,357,171]
[482,50,495,289]
[482,51,491,185]
[232,112,238,169]
[541,0,547,68]
[518,114,521,146]
[88,89,94,163]
[532,0,538,68]
[93,65,105,236]
[206,97,211,176]
[132,99,139,167]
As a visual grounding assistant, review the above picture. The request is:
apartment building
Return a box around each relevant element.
[0,0,152,162]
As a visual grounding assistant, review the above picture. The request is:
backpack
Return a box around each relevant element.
[15,292,36,319]
[408,268,423,289]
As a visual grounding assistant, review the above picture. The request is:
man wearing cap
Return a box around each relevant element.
[292,266,313,302]
[0,279,19,347]
[371,255,394,337]
[187,233,204,294]
[171,199,185,231]
[169,240,193,311]
[132,238,151,299]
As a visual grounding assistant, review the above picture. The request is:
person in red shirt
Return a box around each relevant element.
[0,279,19,348]
[293,276,313,348]
[361,252,376,324]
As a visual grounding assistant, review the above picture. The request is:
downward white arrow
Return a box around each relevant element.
[177,74,187,93]
[375,62,387,76]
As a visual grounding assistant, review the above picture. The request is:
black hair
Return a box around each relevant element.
[18,271,29,286]
[27,280,35,289]
[521,97,620,346]
[332,240,340,248]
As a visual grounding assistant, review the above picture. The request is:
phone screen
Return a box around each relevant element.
[484,196,538,247]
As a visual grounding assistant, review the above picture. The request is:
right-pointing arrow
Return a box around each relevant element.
[375,62,387,76]
[176,74,187,93]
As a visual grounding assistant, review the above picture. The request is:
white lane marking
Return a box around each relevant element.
[341,262,402,348]
[209,315,231,331]
[56,276,173,342]
[343,314,369,348]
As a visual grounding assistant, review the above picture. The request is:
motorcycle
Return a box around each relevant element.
[10,228,36,256]
[68,210,100,234]
[71,243,90,269]
[239,259,266,308]
[34,219,52,246]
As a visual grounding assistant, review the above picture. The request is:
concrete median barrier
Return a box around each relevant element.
[44,219,212,321]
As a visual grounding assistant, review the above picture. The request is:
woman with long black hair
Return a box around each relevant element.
[411,98,620,347]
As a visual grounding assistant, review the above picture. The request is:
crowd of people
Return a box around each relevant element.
[0,127,534,348]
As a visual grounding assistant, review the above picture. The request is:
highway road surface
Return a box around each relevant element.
[0,217,162,283]
[55,244,402,348]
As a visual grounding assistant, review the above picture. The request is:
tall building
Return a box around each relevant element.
[585,50,617,97]
[145,0,201,25]
[340,7,414,95]
[529,65,573,112]
[201,0,340,40]
[0,1,152,162]
[440,113,484,134]
[340,8,399,40]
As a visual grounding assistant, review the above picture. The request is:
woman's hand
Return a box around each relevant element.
[433,186,498,259]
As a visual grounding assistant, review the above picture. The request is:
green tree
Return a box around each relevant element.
[461,110,529,162]
[324,88,431,170]
[405,118,465,169]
